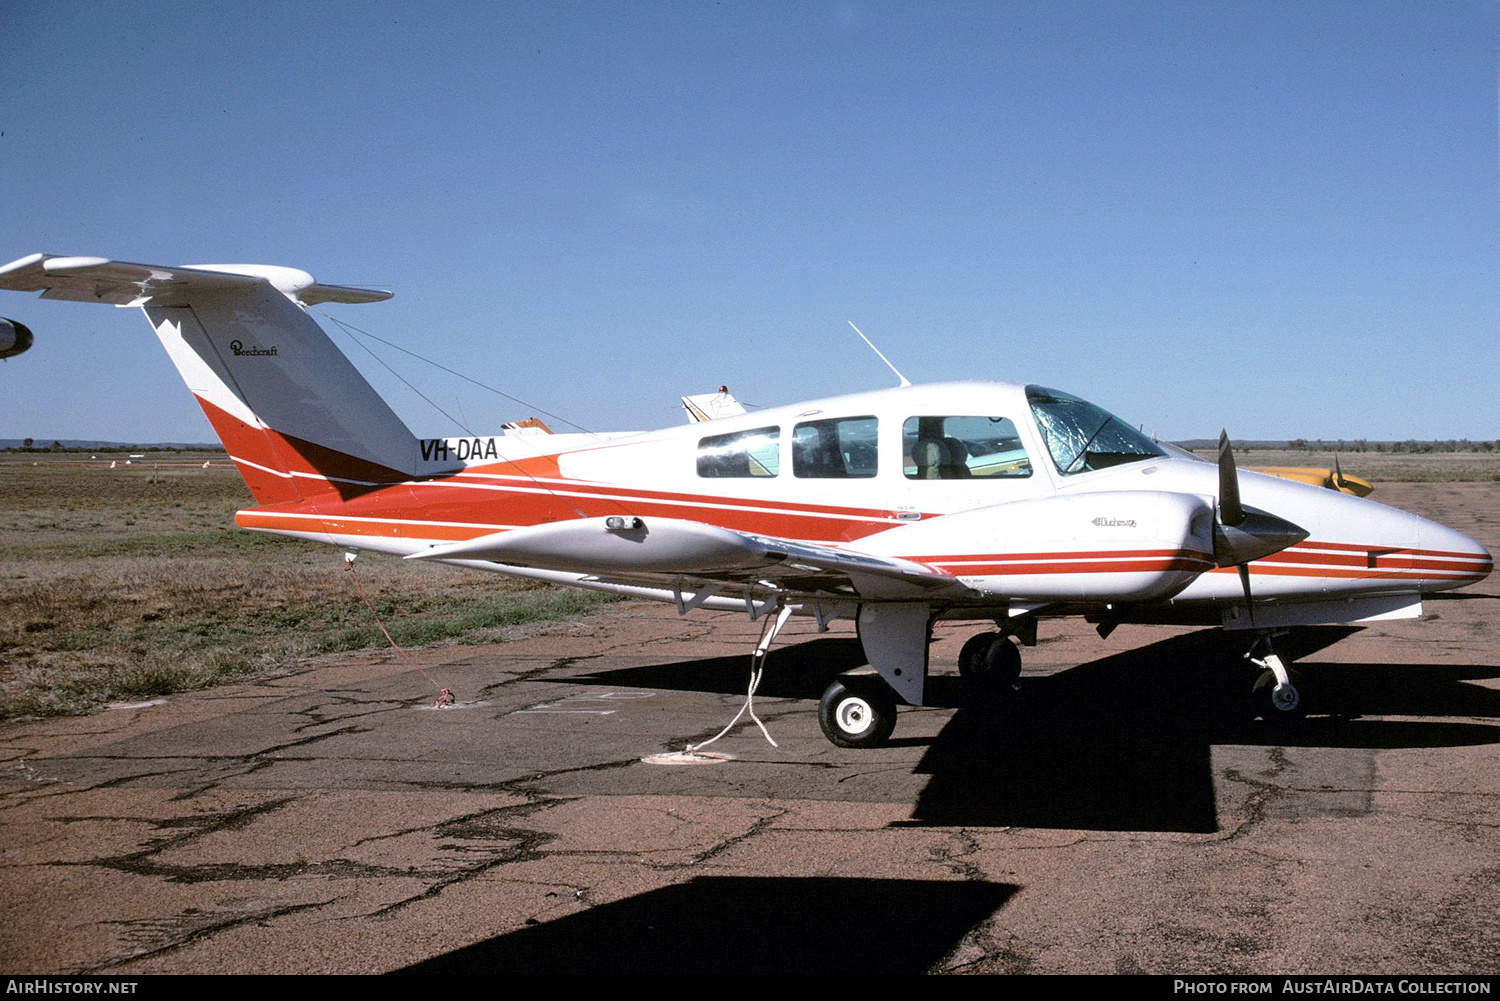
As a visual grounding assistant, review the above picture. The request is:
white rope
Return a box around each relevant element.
[686,604,792,752]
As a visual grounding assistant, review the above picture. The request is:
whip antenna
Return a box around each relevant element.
[848,321,911,387]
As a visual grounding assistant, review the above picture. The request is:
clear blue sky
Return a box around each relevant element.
[3,1,1498,442]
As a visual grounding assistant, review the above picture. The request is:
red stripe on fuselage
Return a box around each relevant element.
[239,469,911,544]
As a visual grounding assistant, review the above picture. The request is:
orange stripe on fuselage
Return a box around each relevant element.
[240,470,911,544]
[1203,541,1490,582]
[913,548,1203,563]
[226,452,1492,586]
[197,396,411,501]
[194,395,303,505]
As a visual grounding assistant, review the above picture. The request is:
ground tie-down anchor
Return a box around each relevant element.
[344,549,460,708]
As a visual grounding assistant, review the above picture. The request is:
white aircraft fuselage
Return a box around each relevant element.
[234,379,1487,626]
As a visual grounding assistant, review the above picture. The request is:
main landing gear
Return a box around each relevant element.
[1243,635,1307,721]
[818,676,898,748]
[957,631,1022,700]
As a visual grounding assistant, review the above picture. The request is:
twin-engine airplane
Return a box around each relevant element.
[1,253,1491,747]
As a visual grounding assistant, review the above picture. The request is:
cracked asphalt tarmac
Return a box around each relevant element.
[2,482,1497,975]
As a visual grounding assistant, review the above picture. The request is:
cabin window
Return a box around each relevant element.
[792,416,878,478]
[1026,385,1164,475]
[903,416,1032,479]
[697,426,781,477]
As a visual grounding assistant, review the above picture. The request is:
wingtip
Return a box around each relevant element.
[0,252,49,277]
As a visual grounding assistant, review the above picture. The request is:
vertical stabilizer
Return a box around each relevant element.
[0,254,419,501]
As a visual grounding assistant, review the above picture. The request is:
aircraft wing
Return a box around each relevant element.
[1248,466,1374,497]
[406,516,974,601]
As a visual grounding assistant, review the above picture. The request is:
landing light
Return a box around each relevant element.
[605,516,644,532]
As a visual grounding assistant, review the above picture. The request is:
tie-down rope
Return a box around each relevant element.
[345,553,454,707]
[685,603,793,752]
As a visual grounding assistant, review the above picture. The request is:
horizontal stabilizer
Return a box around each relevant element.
[0,252,415,496]
[0,254,391,307]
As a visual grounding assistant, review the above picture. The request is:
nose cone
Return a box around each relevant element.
[1419,518,1493,591]
[1229,469,1491,596]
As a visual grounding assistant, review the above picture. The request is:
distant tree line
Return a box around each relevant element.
[3,440,223,453]
[1284,439,1498,453]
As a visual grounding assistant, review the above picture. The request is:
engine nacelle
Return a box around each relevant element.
[0,317,34,359]
[861,490,1219,602]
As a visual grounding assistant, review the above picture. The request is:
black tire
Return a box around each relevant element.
[1250,665,1307,722]
[958,632,995,677]
[959,634,1022,697]
[818,677,897,748]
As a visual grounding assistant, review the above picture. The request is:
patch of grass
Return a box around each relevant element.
[0,460,626,719]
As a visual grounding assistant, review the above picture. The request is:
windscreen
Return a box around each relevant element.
[1026,385,1164,475]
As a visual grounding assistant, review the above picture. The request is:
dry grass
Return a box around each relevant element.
[0,457,619,718]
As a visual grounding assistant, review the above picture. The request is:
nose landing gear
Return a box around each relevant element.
[1245,636,1307,721]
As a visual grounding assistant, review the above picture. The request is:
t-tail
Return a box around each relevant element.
[0,254,418,502]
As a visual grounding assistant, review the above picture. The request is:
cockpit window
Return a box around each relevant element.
[1026,386,1164,475]
[697,426,779,477]
[903,416,1031,479]
[793,416,878,478]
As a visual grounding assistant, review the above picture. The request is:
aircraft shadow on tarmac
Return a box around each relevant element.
[568,635,871,700]
[393,876,1015,975]
[907,627,1500,831]
[567,627,1500,834]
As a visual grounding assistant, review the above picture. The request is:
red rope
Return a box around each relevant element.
[345,560,454,707]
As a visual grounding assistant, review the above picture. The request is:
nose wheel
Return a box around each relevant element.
[818,677,898,748]
[1245,640,1307,721]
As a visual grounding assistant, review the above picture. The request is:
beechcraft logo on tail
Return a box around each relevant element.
[229,339,278,357]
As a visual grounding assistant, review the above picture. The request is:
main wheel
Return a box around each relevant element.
[1250,665,1307,721]
[958,633,1021,700]
[818,677,897,748]
[958,632,994,676]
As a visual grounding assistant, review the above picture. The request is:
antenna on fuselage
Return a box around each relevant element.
[847,321,912,388]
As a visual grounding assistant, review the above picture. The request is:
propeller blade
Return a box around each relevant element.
[1333,453,1345,492]
[1237,563,1256,627]
[1217,430,1245,527]
[1215,429,1302,627]
[1213,429,1309,567]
